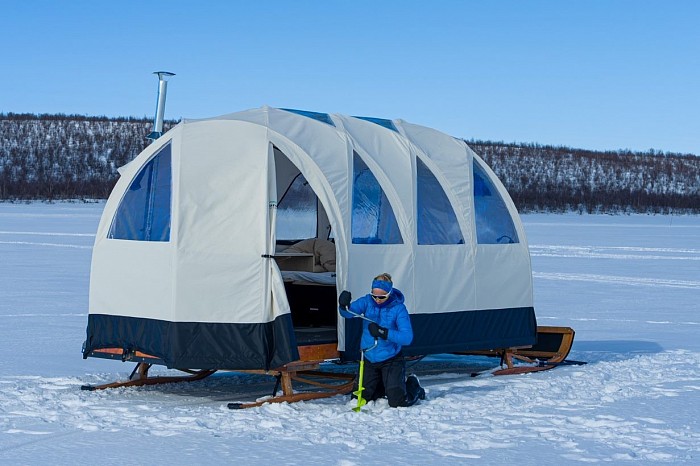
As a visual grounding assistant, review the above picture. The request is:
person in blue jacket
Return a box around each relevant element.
[338,273,425,407]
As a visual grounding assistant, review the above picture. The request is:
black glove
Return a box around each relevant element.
[338,290,352,310]
[368,322,388,340]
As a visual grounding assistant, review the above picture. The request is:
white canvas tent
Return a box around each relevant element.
[84,107,536,370]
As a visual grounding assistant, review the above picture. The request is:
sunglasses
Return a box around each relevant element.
[371,293,390,300]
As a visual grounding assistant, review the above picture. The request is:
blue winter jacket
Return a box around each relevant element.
[338,288,413,363]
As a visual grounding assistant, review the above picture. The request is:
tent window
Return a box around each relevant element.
[473,160,519,244]
[417,158,464,245]
[108,143,172,241]
[352,152,402,244]
[277,174,318,240]
[280,108,335,127]
[353,116,398,132]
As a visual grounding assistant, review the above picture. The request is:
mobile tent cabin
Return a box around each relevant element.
[83,106,537,372]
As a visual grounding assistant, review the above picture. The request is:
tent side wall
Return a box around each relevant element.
[332,115,416,354]
[327,112,536,359]
[470,149,534,312]
[86,129,179,363]
[85,121,299,370]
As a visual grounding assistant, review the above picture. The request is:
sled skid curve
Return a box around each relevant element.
[227,361,356,410]
[80,354,216,390]
[459,326,578,376]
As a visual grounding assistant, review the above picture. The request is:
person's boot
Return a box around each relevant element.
[406,374,426,402]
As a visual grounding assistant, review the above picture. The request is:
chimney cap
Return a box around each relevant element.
[153,71,176,78]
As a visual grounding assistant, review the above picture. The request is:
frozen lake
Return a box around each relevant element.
[1,202,698,464]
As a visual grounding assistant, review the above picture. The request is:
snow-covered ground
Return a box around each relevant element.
[1,203,698,464]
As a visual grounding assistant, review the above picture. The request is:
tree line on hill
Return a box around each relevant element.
[1,113,698,213]
[470,141,700,213]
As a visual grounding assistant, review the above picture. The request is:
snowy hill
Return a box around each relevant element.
[1,113,699,213]
[0,114,174,199]
[472,141,700,213]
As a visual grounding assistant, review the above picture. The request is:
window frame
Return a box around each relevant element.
[472,158,519,244]
[351,151,403,245]
[276,172,320,241]
[415,156,465,245]
[107,142,172,242]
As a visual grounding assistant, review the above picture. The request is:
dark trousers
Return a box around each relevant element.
[360,353,417,407]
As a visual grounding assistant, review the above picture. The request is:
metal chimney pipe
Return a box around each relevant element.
[147,71,175,140]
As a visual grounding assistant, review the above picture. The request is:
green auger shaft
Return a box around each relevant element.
[352,354,367,412]
[352,338,378,412]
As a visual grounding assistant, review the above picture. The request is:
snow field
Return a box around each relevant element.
[1,204,699,464]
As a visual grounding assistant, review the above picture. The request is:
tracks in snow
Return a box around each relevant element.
[533,271,700,290]
[0,230,95,249]
[530,244,700,261]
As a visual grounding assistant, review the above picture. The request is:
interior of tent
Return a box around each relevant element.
[273,146,339,347]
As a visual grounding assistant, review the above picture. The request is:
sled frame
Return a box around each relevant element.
[226,361,356,409]
[458,326,576,376]
[82,327,577,403]
[81,343,355,407]
[227,343,355,409]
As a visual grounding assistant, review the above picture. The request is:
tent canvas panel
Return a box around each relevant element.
[85,313,297,370]
[175,122,274,324]
[399,121,475,249]
[475,245,533,310]
[339,244,414,352]
[470,151,528,246]
[85,120,301,369]
[174,250,267,323]
[88,132,178,322]
[335,116,415,243]
[405,306,537,357]
[341,307,537,360]
[88,241,173,320]
[412,246,476,316]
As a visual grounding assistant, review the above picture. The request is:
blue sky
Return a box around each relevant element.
[2,1,698,154]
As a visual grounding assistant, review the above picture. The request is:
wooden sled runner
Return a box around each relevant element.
[459,326,580,376]
[80,348,217,391]
[81,363,215,391]
[82,343,355,408]
[225,342,356,409]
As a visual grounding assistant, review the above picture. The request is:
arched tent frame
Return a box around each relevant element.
[84,106,536,372]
